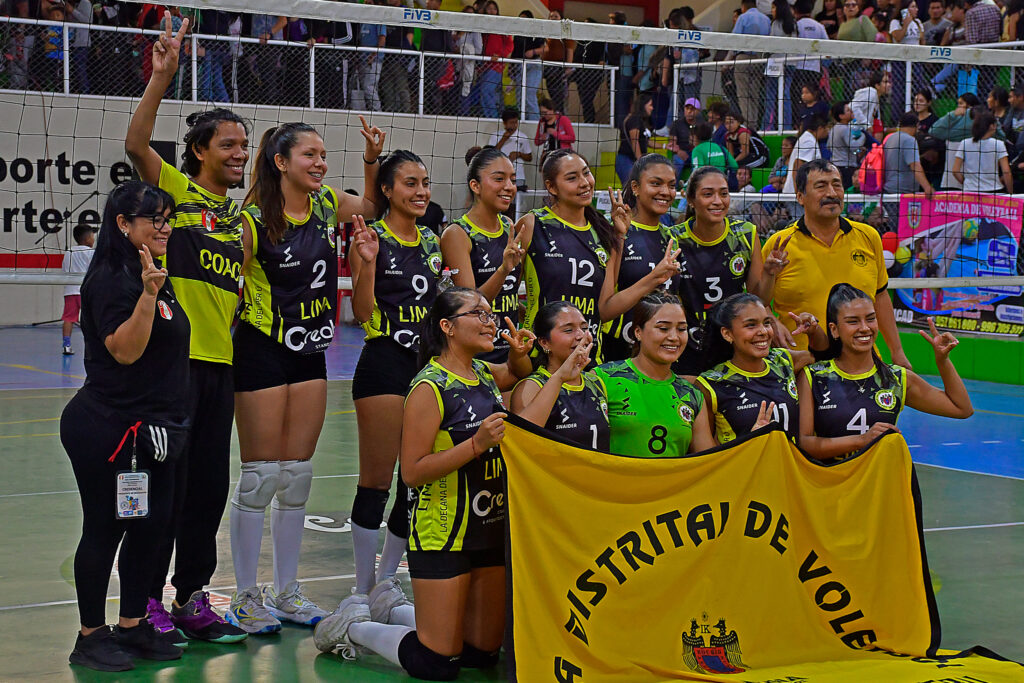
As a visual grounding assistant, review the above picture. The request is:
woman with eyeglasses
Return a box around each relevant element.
[61,182,186,671]
[315,287,534,679]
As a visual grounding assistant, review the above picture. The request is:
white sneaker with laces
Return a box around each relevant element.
[368,577,413,624]
[264,582,330,626]
[225,586,282,635]
[313,594,371,658]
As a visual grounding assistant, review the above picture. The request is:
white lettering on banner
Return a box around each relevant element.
[933,201,1020,221]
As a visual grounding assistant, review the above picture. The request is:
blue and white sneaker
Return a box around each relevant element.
[226,587,282,635]
[263,582,329,626]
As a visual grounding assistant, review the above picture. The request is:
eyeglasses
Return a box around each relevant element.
[132,214,173,230]
[844,2,859,7]
[447,309,500,325]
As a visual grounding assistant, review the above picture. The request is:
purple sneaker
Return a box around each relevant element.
[170,591,247,644]
[146,599,188,648]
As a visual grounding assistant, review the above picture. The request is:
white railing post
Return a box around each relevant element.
[62,24,70,94]
[672,63,680,128]
[309,44,316,109]
[418,52,425,116]
[905,60,912,114]
[609,66,617,125]
[776,67,784,133]
[191,34,198,102]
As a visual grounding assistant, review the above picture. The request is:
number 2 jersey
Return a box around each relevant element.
[408,358,506,552]
[239,187,339,353]
[697,348,799,443]
[363,219,442,352]
[594,359,704,459]
[804,359,907,443]
[455,214,521,362]
[516,367,610,450]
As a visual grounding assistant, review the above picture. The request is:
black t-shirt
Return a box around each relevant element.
[417,202,447,235]
[80,260,191,422]
[619,115,650,160]
[513,34,545,59]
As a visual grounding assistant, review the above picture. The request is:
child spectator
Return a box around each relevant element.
[61,223,97,355]
[828,100,866,188]
[767,135,796,188]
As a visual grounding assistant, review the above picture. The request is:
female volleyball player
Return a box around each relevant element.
[62,182,185,671]
[673,166,789,374]
[514,149,680,362]
[440,147,524,362]
[603,153,684,361]
[348,150,442,626]
[125,12,249,643]
[510,301,609,450]
[697,293,827,443]
[314,287,534,679]
[798,284,973,460]
[226,121,384,634]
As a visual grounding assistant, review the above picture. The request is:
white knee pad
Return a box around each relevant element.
[231,461,281,513]
[272,459,313,511]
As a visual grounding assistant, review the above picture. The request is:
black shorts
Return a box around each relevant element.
[232,322,327,392]
[352,337,420,400]
[407,546,506,580]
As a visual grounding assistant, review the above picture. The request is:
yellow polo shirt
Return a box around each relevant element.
[762,217,887,350]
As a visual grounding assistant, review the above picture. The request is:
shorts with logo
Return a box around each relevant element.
[352,337,420,400]
[233,321,326,392]
[406,546,506,580]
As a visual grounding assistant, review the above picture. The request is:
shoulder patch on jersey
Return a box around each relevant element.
[728,253,747,276]
[427,252,443,274]
[874,389,896,410]
[787,377,798,399]
[595,246,609,267]
[678,403,695,423]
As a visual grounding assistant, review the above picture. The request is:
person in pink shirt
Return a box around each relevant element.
[534,98,575,165]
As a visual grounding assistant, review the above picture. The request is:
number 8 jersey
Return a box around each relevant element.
[804,359,907,445]
[239,187,339,353]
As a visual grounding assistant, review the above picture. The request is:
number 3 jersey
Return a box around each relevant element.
[456,214,521,362]
[363,219,442,352]
[408,359,506,552]
[239,187,339,353]
[697,348,799,443]
[594,359,704,459]
[804,359,907,439]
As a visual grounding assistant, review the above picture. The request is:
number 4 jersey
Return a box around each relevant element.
[804,359,907,440]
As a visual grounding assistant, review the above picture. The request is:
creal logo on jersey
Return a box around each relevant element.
[157,300,173,320]
[284,320,334,352]
[681,614,748,674]
[728,254,747,277]
[595,247,609,267]
[786,377,798,399]
[875,389,896,410]
[679,403,695,423]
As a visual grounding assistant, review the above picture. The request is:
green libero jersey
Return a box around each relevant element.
[408,358,506,552]
[672,218,756,375]
[239,187,339,353]
[363,220,442,352]
[517,367,610,450]
[158,161,244,364]
[456,214,520,362]
[697,348,799,443]
[805,360,907,456]
[594,359,704,459]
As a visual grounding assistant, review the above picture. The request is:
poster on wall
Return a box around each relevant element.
[890,192,1024,337]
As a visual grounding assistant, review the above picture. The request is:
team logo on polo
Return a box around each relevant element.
[679,404,695,422]
[875,389,896,410]
[851,250,868,267]
[427,253,443,274]
[157,301,173,320]
[681,614,748,674]
[595,247,609,267]
[728,254,746,276]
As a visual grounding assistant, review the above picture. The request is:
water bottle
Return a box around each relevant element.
[438,267,458,293]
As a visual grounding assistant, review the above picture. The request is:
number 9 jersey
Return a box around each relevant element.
[804,359,907,448]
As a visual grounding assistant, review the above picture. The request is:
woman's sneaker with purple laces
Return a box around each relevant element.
[170,590,247,643]
[146,598,188,648]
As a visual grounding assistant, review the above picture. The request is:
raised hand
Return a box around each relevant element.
[919,316,958,362]
[502,227,525,272]
[151,11,189,77]
[607,188,630,238]
[473,412,508,453]
[350,215,379,264]
[501,316,537,356]
[788,311,820,337]
[650,238,682,285]
[763,234,791,276]
[358,115,386,163]
[752,400,777,430]
[139,244,167,297]
[552,340,593,384]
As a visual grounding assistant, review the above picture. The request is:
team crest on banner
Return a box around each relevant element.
[907,201,922,229]
[682,614,748,674]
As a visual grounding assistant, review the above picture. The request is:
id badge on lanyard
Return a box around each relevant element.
[112,421,150,519]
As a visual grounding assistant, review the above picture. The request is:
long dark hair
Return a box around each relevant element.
[181,108,250,177]
[971,110,997,142]
[704,292,765,367]
[683,166,729,222]
[244,122,319,245]
[623,153,676,209]
[623,94,653,135]
[532,300,581,369]
[630,291,684,357]
[85,181,175,283]
[378,150,427,220]
[541,148,619,252]
[417,286,484,368]
[773,0,797,34]
[819,283,895,384]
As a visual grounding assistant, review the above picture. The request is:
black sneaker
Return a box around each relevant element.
[69,626,134,672]
[114,618,184,661]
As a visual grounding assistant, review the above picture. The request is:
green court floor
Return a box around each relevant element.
[1,380,1022,681]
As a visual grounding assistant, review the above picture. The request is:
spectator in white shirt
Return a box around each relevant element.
[827,100,866,188]
[61,223,97,355]
[953,110,1012,193]
[889,4,924,124]
[851,71,891,145]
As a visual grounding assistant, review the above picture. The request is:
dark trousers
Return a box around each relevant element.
[62,392,178,627]
[149,360,234,603]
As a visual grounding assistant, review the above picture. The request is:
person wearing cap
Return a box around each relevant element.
[668,98,707,179]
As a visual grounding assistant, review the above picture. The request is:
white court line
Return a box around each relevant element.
[924,521,1024,532]
[0,474,360,499]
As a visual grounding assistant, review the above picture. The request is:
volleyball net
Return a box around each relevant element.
[1,0,1023,334]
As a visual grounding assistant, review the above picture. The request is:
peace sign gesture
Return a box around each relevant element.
[763,234,791,276]
[501,226,525,272]
[919,316,958,362]
[788,311,819,337]
[607,188,630,239]
[350,215,379,264]
[359,115,386,164]
[552,340,593,384]
[138,244,168,297]
[501,316,537,357]
[152,11,190,78]
[650,238,682,285]
[752,400,777,431]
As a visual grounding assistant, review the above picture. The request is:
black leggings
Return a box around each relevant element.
[61,392,177,627]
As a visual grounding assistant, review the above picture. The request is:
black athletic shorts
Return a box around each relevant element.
[232,322,327,392]
[352,337,420,400]
[406,546,506,580]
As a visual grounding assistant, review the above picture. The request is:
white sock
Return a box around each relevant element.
[389,604,416,627]
[376,530,406,583]
[352,522,380,594]
[349,622,413,667]
[229,506,265,591]
[271,504,305,593]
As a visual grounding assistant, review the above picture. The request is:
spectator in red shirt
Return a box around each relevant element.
[535,98,575,165]
[479,1,513,118]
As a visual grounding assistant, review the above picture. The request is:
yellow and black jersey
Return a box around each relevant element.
[697,348,799,443]
[524,207,610,358]
[158,161,244,364]
[363,220,442,352]
[456,213,520,362]
[239,187,339,354]
[408,358,506,552]
[516,367,610,450]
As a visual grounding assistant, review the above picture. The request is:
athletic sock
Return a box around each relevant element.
[230,506,265,591]
[271,504,305,593]
[349,622,413,667]
[352,523,380,594]
[389,604,416,627]
[376,530,407,584]
[62,335,71,347]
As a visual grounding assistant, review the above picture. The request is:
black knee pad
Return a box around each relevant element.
[460,642,500,669]
[351,486,389,529]
[397,632,460,681]
[387,475,410,539]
